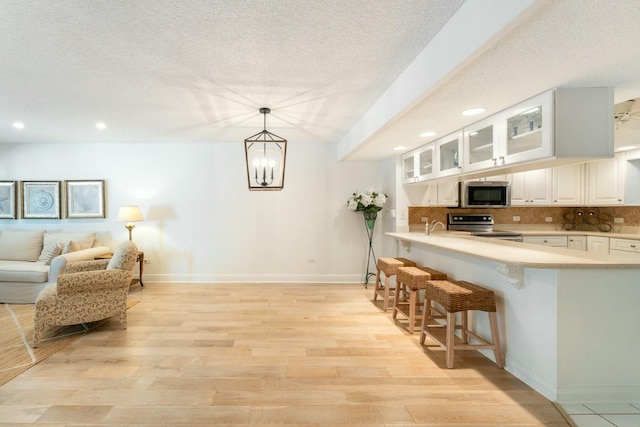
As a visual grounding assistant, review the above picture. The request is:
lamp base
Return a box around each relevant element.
[125,224,135,241]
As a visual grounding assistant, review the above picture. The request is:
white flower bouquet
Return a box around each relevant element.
[347,187,387,214]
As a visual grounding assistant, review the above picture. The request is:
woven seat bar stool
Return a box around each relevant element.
[419,279,504,369]
[393,266,447,333]
[373,257,417,311]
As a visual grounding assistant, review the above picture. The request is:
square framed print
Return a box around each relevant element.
[0,181,17,219]
[65,180,106,218]
[21,181,61,219]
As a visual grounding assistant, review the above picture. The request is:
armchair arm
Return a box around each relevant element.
[57,269,132,295]
[48,246,111,283]
[64,259,110,273]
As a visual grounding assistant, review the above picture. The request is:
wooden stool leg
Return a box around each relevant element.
[408,288,416,334]
[382,275,391,311]
[461,310,469,344]
[419,297,431,344]
[373,268,381,302]
[445,311,456,368]
[489,312,504,368]
[392,281,402,319]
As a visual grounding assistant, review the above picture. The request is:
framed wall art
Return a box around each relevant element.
[65,180,106,219]
[21,181,61,219]
[0,181,17,219]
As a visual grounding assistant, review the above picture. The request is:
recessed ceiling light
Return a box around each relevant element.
[419,131,437,138]
[462,107,486,116]
[96,122,106,130]
[393,145,407,151]
[13,122,24,129]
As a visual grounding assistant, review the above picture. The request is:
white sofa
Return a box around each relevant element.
[0,229,111,304]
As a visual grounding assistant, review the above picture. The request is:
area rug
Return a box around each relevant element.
[0,300,139,386]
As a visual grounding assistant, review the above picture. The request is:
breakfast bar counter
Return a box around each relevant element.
[386,231,640,403]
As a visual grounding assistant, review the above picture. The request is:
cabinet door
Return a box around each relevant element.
[567,235,587,251]
[417,145,435,181]
[510,169,552,206]
[463,116,502,172]
[435,132,463,178]
[552,163,584,206]
[402,152,417,184]
[502,91,554,164]
[586,155,625,205]
[436,181,459,207]
[587,236,610,254]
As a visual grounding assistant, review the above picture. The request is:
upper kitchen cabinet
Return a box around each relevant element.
[510,168,552,206]
[586,154,626,205]
[552,163,584,206]
[462,117,501,173]
[462,88,613,175]
[402,144,435,184]
[435,131,463,178]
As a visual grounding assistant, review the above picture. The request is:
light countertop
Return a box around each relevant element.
[386,231,640,269]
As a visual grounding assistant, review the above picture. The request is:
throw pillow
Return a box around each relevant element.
[43,243,63,265]
[43,232,96,251]
[0,229,45,261]
[61,240,80,254]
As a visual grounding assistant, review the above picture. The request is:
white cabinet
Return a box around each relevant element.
[435,132,463,178]
[522,235,568,247]
[587,235,610,254]
[509,169,552,206]
[567,235,587,251]
[436,181,459,206]
[461,88,612,176]
[609,237,640,259]
[552,163,584,206]
[402,144,435,184]
[586,154,625,205]
[462,116,501,172]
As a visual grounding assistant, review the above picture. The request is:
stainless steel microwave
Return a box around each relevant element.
[459,180,511,208]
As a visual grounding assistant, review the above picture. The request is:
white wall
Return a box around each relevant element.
[0,142,391,283]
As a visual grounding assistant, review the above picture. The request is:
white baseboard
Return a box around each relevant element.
[142,274,365,283]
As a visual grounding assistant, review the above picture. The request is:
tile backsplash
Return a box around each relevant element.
[408,206,640,232]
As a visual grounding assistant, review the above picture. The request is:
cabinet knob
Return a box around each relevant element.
[618,198,622,202]
[543,240,548,243]
[631,244,637,248]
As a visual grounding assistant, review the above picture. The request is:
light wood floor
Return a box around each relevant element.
[0,283,570,426]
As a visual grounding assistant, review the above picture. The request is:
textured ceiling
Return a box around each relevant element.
[2,0,639,159]
[0,0,463,146]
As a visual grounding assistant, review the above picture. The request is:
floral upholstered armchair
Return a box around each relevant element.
[33,241,138,347]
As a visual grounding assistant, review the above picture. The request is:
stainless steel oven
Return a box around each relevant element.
[447,213,522,241]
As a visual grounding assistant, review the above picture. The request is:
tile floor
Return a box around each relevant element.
[559,402,640,427]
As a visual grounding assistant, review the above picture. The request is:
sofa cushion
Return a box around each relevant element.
[0,230,45,262]
[38,232,96,261]
[42,243,63,265]
[0,260,49,283]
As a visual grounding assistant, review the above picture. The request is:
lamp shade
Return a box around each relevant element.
[117,206,144,223]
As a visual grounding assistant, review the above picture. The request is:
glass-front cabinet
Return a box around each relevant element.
[462,116,504,172]
[502,91,553,164]
[463,91,553,173]
[435,132,463,178]
[402,144,435,184]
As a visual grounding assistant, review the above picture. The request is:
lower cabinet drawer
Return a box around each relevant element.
[610,238,640,254]
[522,236,568,247]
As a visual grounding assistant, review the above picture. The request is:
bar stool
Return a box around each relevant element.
[419,279,504,369]
[393,266,447,333]
[373,257,416,311]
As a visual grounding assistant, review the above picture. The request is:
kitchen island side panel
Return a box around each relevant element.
[556,268,640,402]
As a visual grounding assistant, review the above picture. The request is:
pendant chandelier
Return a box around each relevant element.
[244,107,287,191]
